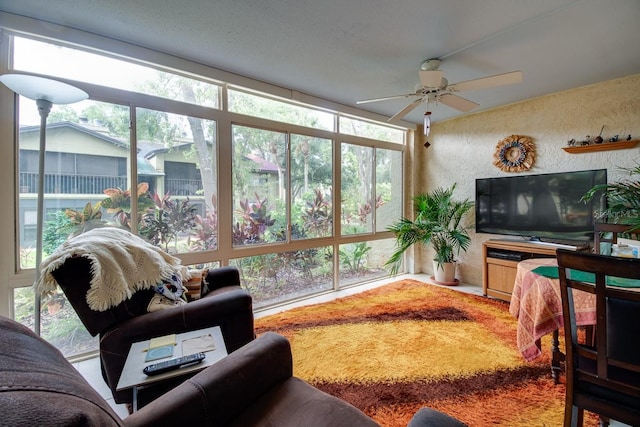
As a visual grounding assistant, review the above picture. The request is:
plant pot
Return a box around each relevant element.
[432,260,458,285]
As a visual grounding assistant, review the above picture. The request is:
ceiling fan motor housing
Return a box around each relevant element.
[420,59,441,71]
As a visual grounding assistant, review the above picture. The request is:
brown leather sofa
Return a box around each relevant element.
[50,258,255,404]
[0,315,466,427]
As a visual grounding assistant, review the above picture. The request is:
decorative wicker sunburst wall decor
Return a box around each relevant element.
[493,135,535,172]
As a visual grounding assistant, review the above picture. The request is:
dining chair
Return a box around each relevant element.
[593,222,638,255]
[556,249,640,427]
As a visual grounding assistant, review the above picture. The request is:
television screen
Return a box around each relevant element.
[475,169,607,242]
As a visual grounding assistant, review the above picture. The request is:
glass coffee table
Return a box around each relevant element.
[116,326,228,411]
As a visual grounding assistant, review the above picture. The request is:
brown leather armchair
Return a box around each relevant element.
[0,315,461,427]
[50,257,255,404]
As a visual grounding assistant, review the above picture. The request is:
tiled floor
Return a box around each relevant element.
[73,274,627,426]
[72,353,131,418]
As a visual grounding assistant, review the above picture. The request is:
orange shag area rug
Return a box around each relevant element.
[255,279,600,427]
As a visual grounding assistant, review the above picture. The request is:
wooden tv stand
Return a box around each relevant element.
[482,239,585,302]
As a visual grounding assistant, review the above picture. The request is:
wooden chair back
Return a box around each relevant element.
[556,249,640,426]
[593,222,639,254]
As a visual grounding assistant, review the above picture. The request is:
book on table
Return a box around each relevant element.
[145,334,176,362]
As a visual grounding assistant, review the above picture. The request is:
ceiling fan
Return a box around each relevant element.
[356,59,523,122]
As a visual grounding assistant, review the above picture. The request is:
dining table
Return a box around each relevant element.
[509,257,596,383]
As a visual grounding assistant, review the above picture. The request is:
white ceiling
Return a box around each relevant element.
[1,0,639,124]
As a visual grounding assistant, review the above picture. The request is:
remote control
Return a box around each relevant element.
[143,352,206,376]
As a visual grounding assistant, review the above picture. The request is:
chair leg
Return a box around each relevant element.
[551,329,565,384]
[565,402,583,427]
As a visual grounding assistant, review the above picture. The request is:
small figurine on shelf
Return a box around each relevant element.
[609,134,619,142]
[627,134,632,141]
[581,135,591,146]
[593,125,605,144]
[567,138,576,146]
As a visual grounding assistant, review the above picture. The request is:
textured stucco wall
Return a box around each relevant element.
[416,73,640,286]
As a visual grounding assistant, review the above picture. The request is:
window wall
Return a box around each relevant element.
[0,23,408,358]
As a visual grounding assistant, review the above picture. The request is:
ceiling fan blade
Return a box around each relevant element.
[356,92,418,104]
[388,98,424,122]
[439,93,479,112]
[448,70,522,92]
[419,70,444,88]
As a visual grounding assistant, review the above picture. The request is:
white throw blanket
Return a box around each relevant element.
[35,227,189,312]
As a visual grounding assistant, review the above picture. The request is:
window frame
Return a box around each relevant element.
[0,16,412,333]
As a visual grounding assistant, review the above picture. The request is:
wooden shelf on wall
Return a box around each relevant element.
[562,140,638,153]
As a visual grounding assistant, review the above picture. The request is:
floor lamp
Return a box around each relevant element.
[0,74,88,335]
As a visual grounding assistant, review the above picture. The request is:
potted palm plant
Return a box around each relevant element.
[385,184,474,284]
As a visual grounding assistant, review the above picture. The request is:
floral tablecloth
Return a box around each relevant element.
[509,258,595,361]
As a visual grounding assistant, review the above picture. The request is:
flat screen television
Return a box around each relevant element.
[475,169,607,242]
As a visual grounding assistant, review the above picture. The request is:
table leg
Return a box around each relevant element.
[132,385,138,413]
[551,329,565,384]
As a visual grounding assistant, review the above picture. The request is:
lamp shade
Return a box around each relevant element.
[0,73,88,104]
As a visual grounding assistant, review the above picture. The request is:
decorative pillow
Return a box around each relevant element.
[151,273,185,301]
[184,268,209,301]
[147,294,186,312]
[147,268,209,310]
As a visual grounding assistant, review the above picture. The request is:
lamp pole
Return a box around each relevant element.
[0,73,88,335]
[33,99,52,335]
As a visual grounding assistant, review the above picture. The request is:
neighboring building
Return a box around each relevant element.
[17,120,277,247]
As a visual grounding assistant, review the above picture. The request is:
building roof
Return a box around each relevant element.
[245,153,280,173]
